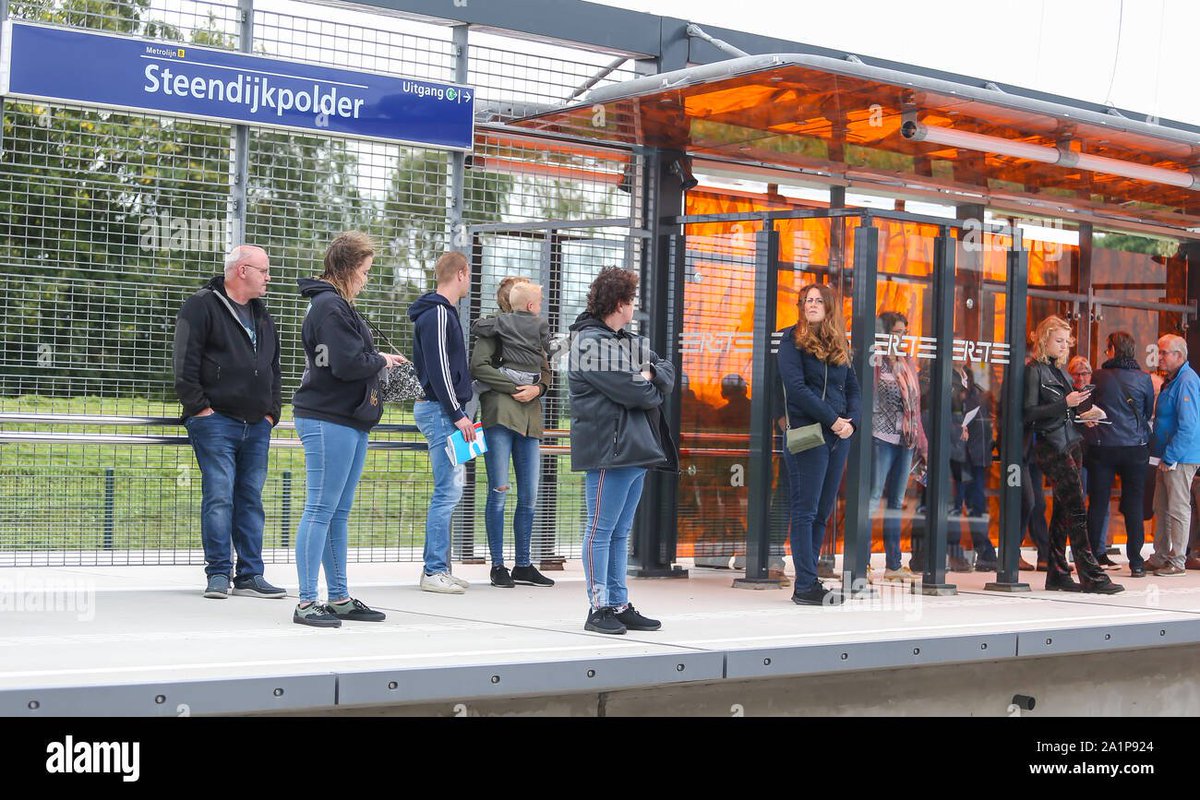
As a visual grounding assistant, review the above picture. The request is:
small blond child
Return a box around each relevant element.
[472,281,555,396]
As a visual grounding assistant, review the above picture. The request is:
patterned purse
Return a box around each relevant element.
[359,313,425,403]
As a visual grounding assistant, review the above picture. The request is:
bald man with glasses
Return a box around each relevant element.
[174,245,285,600]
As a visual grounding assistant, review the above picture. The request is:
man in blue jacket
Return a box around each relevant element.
[1149,334,1200,577]
[409,251,476,594]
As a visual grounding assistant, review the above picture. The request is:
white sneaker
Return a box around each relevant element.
[883,566,918,583]
[446,572,470,589]
[420,571,466,594]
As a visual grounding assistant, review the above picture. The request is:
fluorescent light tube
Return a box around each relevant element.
[901,121,1199,191]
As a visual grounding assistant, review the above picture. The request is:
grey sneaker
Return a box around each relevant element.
[293,602,342,628]
[1155,564,1186,577]
[203,574,230,599]
[327,597,386,622]
[446,572,470,589]
[232,575,287,598]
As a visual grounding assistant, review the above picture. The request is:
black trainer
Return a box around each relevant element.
[293,602,342,628]
[584,607,626,635]
[615,604,661,631]
[511,564,555,587]
[490,565,515,588]
[792,584,844,606]
[327,597,386,622]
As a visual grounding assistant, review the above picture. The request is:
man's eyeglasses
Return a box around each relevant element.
[241,264,270,277]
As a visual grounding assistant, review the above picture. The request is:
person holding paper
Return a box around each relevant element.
[948,362,1000,572]
[470,278,556,589]
[410,251,477,595]
[1082,331,1154,577]
[568,267,677,634]
[1023,315,1122,594]
[1147,334,1200,578]
[291,232,407,627]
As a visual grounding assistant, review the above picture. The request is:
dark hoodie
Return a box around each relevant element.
[173,275,281,424]
[566,312,678,472]
[409,291,473,422]
[292,278,387,432]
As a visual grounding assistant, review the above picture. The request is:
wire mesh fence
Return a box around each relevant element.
[0,0,640,566]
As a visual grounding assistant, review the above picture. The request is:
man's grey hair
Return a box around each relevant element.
[1160,333,1188,360]
[224,245,251,276]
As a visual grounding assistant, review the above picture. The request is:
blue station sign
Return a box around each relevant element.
[0,21,475,150]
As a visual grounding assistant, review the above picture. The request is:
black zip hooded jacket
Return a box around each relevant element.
[292,278,388,432]
[173,275,281,424]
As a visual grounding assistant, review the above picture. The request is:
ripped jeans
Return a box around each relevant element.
[482,425,540,567]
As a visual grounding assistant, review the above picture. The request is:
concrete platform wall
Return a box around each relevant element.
[262,643,1200,717]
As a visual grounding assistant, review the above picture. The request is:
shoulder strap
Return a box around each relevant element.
[781,359,829,431]
[357,310,396,352]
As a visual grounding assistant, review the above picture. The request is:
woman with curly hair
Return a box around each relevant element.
[567,266,677,634]
[1024,315,1123,593]
[778,282,861,606]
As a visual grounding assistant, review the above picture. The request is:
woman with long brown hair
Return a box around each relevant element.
[778,282,861,606]
[291,231,408,626]
[1024,315,1123,593]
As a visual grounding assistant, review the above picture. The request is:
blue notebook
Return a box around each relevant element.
[445,423,487,465]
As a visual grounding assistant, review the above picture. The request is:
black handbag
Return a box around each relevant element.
[359,313,425,403]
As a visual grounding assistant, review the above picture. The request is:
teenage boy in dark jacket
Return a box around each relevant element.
[173,245,285,600]
[409,251,476,594]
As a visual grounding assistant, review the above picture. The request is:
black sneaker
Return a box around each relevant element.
[584,607,626,635]
[293,603,342,628]
[974,559,999,573]
[511,564,555,587]
[490,565,515,588]
[792,585,844,606]
[232,574,287,598]
[615,604,661,631]
[327,598,386,622]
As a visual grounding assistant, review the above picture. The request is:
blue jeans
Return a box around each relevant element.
[582,467,646,610]
[185,412,271,580]
[783,437,850,592]
[293,417,369,603]
[1086,447,1147,569]
[870,438,913,571]
[413,400,465,575]
[949,462,998,561]
[482,425,540,567]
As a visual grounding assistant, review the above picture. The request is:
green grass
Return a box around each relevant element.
[0,396,586,560]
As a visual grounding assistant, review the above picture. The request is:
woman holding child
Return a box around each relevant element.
[470,277,556,589]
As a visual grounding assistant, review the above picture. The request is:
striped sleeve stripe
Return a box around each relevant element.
[436,306,461,412]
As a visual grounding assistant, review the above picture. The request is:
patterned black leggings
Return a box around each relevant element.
[1032,440,1104,580]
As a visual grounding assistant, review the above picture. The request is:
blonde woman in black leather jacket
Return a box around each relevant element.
[1024,315,1123,594]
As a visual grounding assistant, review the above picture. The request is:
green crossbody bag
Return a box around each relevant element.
[782,362,828,454]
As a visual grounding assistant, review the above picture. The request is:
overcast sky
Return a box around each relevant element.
[591,0,1199,128]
